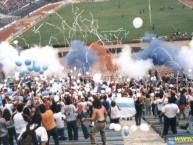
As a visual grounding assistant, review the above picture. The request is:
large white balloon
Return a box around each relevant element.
[114,124,121,131]
[133,17,143,29]
[130,125,137,131]
[140,123,149,132]
[109,123,115,130]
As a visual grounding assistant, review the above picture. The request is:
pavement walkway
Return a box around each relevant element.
[120,118,166,145]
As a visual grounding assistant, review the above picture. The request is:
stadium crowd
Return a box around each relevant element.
[0,70,193,145]
[0,0,36,14]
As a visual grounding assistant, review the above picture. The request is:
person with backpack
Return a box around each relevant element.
[17,112,48,145]
[2,108,16,145]
[178,89,187,119]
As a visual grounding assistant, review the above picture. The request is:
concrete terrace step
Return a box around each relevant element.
[49,123,123,145]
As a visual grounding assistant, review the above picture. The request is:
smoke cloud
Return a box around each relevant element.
[114,45,154,79]
[66,40,98,75]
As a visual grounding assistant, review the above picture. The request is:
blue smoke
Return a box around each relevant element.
[66,40,98,74]
[136,34,183,73]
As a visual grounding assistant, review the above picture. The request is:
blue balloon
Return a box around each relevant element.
[6,90,13,96]
[33,64,40,72]
[25,70,30,74]
[39,69,44,74]
[28,66,33,72]
[42,91,49,96]
[27,96,31,101]
[25,59,31,66]
[124,130,129,136]
[19,71,26,77]
[19,96,24,103]
[42,66,48,71]
[15,61,22,67]
[167,141,175,145]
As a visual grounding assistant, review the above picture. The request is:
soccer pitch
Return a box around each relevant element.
[15,0,193,48]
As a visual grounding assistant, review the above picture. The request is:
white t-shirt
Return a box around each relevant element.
[162,103,179,118]
[110,106,120,119]
[62,104,77,122]
[53,112,66,128]
[13,112,28,134]
[77,101,92,113]
[0,104,13,114]
[18,124,48,142]
[154,98,168,111]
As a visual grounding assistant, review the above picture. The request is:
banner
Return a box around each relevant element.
[115,97,136,118]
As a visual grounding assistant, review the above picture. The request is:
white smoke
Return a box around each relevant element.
[114,45,154,79]
[176,39,193,73]
[0,42,64,78]
[0,42,18,77]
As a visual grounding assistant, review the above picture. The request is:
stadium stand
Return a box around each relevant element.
[0,0,62,28]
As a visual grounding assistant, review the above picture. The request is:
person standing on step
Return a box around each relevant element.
[187,101,193,133]
[161,97,179,137]
[134,97,143,126]
[82,98,107,145]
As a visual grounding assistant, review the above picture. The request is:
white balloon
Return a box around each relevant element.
[84,87,90,92]
[133,17,143,29]
[54,95,60,102]
[13,40,18,45]
[123,126,129,130]
[114,124,121,131]
[130,125,137,131]
[109,123,115,130]
[93,73,102,83]
[140,123,149,132]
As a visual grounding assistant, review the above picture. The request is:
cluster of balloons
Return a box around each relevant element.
[15,59,48,76]
[109,123,121,132]
[130,123,149,132]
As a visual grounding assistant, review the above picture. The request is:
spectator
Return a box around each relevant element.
[135,97,143,126]
[39,104,59,145]
[0,109,9,145]
[18,112,48,145]
[187,101,193,133]
[13,103,28,139]
[53,104,67,140]
[2,108,16,145]
[161,97,179,137]
[109,101,120,123]
[144,93,151,116]
[82,99,107,145]
[62,96,78,140]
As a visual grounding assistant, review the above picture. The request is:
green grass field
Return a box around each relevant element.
[15,0,193,48]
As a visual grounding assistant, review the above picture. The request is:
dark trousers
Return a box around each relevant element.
[110,118,120,124]
[0,135,10,145]
[135,114,142,125]
[163,116,177,136]
[8,127,16,145]
[47,127,59,145]
[57,128,66,139]
[67,120,78,140]
[77,113,89,139]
